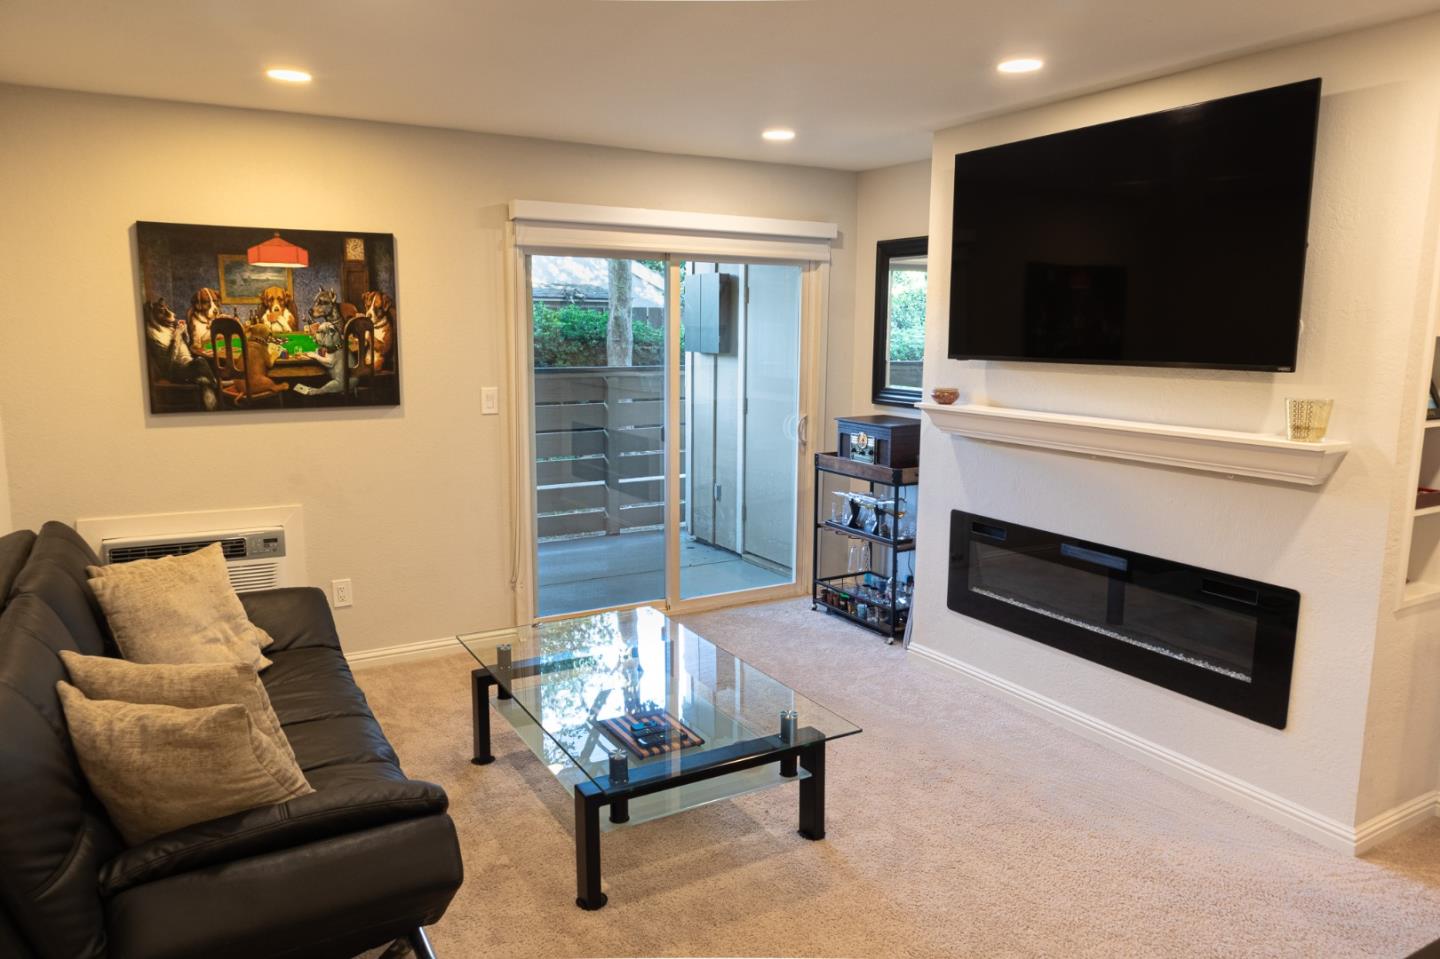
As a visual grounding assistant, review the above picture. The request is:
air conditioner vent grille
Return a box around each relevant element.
[227,562,281,592]
[107,537,248,564]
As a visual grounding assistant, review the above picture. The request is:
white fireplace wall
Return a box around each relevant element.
[913,13,1440,835]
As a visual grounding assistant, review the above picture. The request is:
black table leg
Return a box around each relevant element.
[471,667,495,765]
[798,740,826,840]
[609,797,630,824]
[575,782,608,910]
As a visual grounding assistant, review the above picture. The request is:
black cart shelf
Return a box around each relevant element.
[812,453,918,642]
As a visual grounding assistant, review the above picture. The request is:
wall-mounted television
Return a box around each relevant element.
[948,78,1322,372]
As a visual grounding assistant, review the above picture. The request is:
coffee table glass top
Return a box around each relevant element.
[459,607,860,799]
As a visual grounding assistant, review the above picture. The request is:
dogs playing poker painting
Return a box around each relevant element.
[136,222,400,413]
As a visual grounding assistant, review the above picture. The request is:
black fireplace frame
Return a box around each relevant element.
[948,511,1299,728]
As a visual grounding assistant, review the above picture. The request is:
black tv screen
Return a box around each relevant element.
[948,78,1321,371]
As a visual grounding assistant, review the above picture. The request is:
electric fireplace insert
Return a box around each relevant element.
[948,511,1299,728]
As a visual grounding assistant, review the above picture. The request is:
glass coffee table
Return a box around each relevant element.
[459,606,860,910]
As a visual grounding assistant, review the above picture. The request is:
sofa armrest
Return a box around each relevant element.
[240,587,341,653]
[99,778,449,897]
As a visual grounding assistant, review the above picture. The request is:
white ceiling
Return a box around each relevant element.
[2,0,1437,171]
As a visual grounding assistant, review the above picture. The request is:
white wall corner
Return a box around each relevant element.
[1353,790,1440,855]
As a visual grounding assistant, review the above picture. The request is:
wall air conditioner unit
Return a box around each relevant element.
[99,528,291,593]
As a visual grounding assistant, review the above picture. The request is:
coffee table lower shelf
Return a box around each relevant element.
[470,665,827,910]
[488,694,810,832]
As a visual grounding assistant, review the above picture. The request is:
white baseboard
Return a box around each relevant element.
[345,627,518,668]
[908,642,1438,855]
[1354,790,1440,854]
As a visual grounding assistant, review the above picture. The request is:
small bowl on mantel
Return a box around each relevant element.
[930,387,960,406]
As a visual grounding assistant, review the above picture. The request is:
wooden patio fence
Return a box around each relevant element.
[533,366,684,541]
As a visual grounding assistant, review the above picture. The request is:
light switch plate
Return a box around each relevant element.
[481,387,499,415]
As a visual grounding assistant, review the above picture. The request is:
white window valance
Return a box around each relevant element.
[510,200,838,263]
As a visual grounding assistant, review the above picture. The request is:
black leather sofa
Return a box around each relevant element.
[0,522,463,959]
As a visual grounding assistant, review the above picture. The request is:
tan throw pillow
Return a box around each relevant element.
[58,651,300,770]
[87,543,273,671]
[56,682,313,845]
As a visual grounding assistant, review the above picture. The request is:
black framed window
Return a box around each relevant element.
[872,237,927,407]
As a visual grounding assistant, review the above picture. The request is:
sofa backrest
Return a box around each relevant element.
[0,523,122,959]
[14,523,115,653]
[0,529,36,614]
[9,525,113,658]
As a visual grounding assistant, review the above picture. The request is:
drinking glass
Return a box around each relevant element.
[861,503,878,535]
[846,540,863,574]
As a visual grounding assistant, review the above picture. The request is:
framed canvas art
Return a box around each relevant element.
[135,221,399,413]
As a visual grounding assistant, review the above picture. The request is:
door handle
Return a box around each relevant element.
[796,413,809,449]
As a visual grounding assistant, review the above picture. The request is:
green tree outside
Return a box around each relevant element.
[887,270,927,362]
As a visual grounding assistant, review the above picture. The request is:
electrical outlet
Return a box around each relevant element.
[331,578,353,608]
[481,386,499,415]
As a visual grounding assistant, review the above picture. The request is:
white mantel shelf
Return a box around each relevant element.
[918,402,1350,487]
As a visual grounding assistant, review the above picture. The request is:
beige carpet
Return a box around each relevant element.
[353,599,1440,959]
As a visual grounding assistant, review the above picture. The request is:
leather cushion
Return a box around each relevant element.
[263,647,399,771]
[0,530,36,611]
[0,903,37,959]
[240,587,341,653]
[26,522,113,650]
[10,558,111,657]
[263,645,376,727]
[105,814,462,959]
[99,775,448,896]
[0,596,123,959]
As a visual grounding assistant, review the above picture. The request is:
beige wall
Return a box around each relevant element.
[0,84,859,651]
[829,160,931,426]
[914,14,1440,833]
[0,405,11,534]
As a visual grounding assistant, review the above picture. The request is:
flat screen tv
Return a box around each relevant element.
[948,78,1321,371]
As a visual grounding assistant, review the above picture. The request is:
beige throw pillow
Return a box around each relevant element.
[56,682,313,845]
[58,651,300,769]
[87,543,273,671]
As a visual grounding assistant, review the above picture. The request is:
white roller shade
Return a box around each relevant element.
[510,200,837,263]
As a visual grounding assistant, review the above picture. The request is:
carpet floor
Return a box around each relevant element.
[353,599,1440,959]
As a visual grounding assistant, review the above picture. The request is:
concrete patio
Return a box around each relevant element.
[536,530,790,616]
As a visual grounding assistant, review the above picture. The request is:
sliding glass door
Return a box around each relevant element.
[531,256,670,617]
[529,255,804,619]
[679,261,801,601]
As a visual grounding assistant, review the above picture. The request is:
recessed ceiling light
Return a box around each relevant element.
[762,128,796,142]
[265,68,312,84]
[997,58,1044,74]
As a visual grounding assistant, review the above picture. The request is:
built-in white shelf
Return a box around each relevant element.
[918,401,1350,487]
[1427,420,1440,430]
[1417,505,1440,518]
